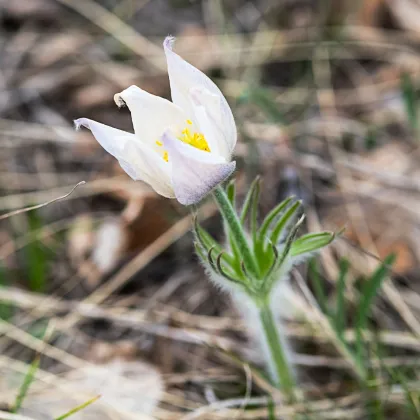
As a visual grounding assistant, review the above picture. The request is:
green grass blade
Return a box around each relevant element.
[55,395,101,420]
[267,397,276,420]
[382,355,420,420]
[401,71,418,135]
[308,258,328,315]
[12,356,40,413]
[0,262,13,321]
[26,210,47,292]
[394,371,420,420]
[355,254,396,365]
[357,254,396,330]
[335,258,350,337]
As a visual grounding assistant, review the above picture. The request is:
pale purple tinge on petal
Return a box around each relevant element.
[163,36,237,153]
[190,87,232,160]
[162,131,236,205]
[114,85,187,147]
[75,117,175,198]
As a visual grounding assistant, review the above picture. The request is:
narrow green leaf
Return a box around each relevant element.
[12,356,40,413]
[213,186,260,279]
[258,196,294,241]
[308,258,328,315]
[290,232,335,256]
[250,177,261,243]
[55,395,101,420]
[240,177,261,224]
[228,232,243,273]
[226,179,236,206]
[194,218,222,254]
[194,242,207,264]
[335,259,349,336]
[255,196,294,267]
[264,215,305,293]
[269,200,302,245]
[194,223,238,269]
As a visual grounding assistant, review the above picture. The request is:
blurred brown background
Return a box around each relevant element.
[2,0,420,418]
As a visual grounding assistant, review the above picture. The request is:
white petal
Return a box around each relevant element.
[190,87,231,160]
[114,85,187,147]
[75,118,131,158]
[162,131,236,205]
[163,37,237,152]
[75,117,175,198]
[119,141,175,198]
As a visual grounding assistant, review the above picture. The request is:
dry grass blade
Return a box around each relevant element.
[0,411,36,420]
[0,181,85,221]
[55,0,166,71]
[2,1,420,419]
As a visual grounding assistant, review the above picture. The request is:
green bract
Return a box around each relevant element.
[194,179,337,304]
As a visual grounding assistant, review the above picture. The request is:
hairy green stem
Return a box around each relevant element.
[212,185,296,399]
[213,186,260,278]
[259,304,296,401]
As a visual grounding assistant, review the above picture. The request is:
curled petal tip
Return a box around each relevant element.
[114,85,139,108]
[163,35,176,51]
[74,118,88,130]
[114,93,126,108]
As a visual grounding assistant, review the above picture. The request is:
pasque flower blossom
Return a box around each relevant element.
[75,37,237,205]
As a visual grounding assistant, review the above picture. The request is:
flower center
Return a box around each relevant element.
[156,120,210,162]
[180,119,211,152]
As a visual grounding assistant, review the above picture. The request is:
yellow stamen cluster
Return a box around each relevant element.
[156,120,211,162]
[180,120,210,152]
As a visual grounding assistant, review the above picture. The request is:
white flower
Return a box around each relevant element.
[75,37,237,205]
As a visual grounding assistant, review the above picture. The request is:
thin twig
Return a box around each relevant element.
[0,181,85,221]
